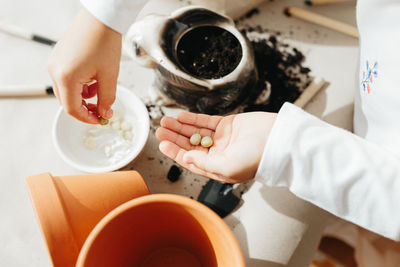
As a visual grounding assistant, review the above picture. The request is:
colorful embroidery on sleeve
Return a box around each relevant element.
[361,59,378,94]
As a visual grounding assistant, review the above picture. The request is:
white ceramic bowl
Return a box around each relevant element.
[53,86,150,173]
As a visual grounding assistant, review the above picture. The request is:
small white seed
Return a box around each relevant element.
[123,131,133,140]
[104,145,112,157]
[85,137,96,149]
[121,121,132,131]
[111,120,121,130]
[87,128,100,136]
[190,134,202,146]
[201,136,213,148]
[99,118,109,125]
[110,112,121,122]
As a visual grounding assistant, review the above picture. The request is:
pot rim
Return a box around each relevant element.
[76,193,245,267]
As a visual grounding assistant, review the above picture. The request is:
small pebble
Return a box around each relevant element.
[167,165,181,182]
[201,136,213,148]
[190,133,202,146]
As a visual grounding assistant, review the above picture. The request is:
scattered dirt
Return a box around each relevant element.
[244,8,260,19]
[167,165,182,182]
[236,19,312,112]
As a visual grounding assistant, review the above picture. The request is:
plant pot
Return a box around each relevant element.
[26,171,149,267]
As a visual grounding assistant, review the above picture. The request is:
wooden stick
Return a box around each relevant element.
[0,21,56,46]
[284,7,359,38]
[294,78,327,108]
[305,0,354,6]
[0,85,54,97]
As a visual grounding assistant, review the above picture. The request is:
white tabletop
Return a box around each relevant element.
[0,0,358,266]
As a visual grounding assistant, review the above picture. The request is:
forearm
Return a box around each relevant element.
[256,103,400,240]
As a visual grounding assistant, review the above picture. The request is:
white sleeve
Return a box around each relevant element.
[80,0,148,34]
[255,102,400,241]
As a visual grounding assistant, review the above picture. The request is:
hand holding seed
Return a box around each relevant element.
[156,111,277,183]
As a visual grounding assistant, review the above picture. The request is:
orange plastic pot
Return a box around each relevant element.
[76,194,245,267]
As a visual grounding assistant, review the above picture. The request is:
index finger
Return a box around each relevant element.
[160,116,215,138]
[177,112,222,131]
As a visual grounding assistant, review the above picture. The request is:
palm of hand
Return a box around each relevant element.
[156,112,276,183]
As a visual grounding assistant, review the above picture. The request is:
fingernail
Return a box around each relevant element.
[105,109,113,118]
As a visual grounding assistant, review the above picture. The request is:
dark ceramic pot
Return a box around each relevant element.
[125,6,258,114]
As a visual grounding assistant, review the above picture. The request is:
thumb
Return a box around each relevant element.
[183,150,226,175]
[96,72,117,119]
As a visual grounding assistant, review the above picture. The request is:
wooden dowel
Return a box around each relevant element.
[305,0,354,6]
[284,7,359,38]
[0,85,54,97]
[0,21,56,46]
[294,78,327,108]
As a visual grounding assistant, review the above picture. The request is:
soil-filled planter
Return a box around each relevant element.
[126,7,258,115]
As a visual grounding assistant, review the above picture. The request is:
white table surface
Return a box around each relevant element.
[0,0,358,266]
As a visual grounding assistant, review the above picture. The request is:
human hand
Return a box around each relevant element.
[156,112,277,183]
[47,8,122,124]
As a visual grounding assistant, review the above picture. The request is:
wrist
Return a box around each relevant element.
[255,112,277,174]
[254,103,298,187]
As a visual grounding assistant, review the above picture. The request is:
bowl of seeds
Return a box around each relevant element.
[53,86,150,173]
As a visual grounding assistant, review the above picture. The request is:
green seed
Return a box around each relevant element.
[190,133,202,146]
[99,118,109,125]
[201,136,213,148]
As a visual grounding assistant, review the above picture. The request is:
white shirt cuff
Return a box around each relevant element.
[81,0,147,34]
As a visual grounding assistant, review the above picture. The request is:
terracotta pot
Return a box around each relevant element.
[26,171,244,267]
[26,171,150,267]
[76,194,245,267]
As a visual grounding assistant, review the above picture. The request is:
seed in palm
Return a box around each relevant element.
[190,133,202,146]
[201,136,213,148]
